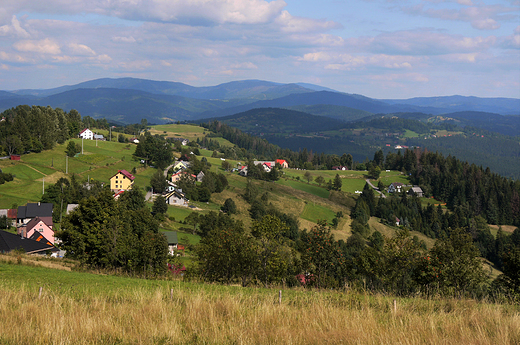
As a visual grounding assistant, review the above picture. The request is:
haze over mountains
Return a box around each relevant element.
[1,78,518,127]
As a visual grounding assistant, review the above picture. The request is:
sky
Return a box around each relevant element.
[0,0,519,99]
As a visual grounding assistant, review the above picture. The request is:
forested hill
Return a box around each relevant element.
[198,108,345,134]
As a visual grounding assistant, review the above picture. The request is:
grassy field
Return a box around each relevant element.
[0,139,149,209]
[0,257,518,345]
[403,129,420,138]
[276,178,330,199]
[300,202,337,224]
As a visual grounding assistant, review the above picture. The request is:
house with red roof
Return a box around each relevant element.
[275,159,288,168]
[78,128,94,140]
[254,161,276,172]
[110,169,135,192]
[171,171,196,183]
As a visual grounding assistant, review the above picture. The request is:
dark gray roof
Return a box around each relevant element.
[17,206,26,219]
[18,203,53,219]
[160,231,178,245]
[0,230,57,254]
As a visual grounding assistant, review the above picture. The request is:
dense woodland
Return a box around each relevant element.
[201,112,520,179]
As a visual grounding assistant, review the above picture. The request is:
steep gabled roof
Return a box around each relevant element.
[0,230,57,254]
[28,232,54,247]
[18,203,53,219]
[79,128,91,135]
[119,169,135,180]
[111,169,135,181]
[164,190,187,200]
[25,217,51,232]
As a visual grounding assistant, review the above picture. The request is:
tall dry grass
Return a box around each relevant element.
[1,282,518,345]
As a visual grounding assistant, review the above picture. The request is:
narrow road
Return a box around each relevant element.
[365,179,386,198]
[164,163,174,177]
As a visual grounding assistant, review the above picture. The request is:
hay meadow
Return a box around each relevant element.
[1,255,519,345]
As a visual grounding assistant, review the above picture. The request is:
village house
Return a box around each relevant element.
[161,231,178,255]
[254,161,275,172]
[408,186,424,198]
[275,159,289,169]
[388,182,404,194]
[78,128,94,140]
[164,189,189,207]
[196,171,205,183]
[17,202,53,227]
[0,209,17,227]
[173,161,189,172]
[0,230,57,255]
[171,138,189,146]
[22,217,55,243]
[110,169,135,192]
[171,171,196,183]
[332,166,349,171]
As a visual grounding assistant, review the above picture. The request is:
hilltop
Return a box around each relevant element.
[1,78,518,125]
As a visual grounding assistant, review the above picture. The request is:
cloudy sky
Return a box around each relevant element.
[0,0,518,99]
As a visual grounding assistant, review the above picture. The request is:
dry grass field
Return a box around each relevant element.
[1,255,519,345]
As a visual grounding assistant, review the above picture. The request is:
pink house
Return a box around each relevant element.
[24,217,55,243]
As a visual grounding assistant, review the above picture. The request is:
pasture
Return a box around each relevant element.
[0,258,517,345]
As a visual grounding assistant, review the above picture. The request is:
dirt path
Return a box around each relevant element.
[23,164,47,177]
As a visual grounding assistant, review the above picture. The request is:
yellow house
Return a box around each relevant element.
[110,169,135,191]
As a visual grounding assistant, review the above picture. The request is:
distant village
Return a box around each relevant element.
[1,127,422,257]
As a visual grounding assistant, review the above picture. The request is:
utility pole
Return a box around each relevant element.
[82,137,84,155]
[42,178,44,194]
[66,155,68,174]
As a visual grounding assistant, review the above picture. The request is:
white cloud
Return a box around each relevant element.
[1,0,288,25]
[117,60,152,70]
[94,54,112,63]
[300,52,332,62]
[369,73,429,83]
[230,62,258,69]
[361,30,496,55]
[68,43,96,56]
[471,18,500,30]
[0,15,30,38]
[13,38,61,54]
[275,10,341,33]
[500,25,520,49]
[0,50,33,63]
[304,51,420,70]
[403,2,518,31]
[112,36,137,43]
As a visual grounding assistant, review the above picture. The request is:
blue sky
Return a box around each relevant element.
[0,0,518,99]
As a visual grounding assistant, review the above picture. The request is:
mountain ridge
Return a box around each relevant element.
[0,78,518,124]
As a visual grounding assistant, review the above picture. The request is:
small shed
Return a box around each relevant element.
[10,155,20,161]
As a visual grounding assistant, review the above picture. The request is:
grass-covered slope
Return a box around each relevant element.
[0,256,517,345]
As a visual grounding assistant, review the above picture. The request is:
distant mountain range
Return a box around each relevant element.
[1,78,519,129]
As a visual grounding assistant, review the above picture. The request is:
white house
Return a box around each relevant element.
[388,182,404,193]
[79,128,94,140]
